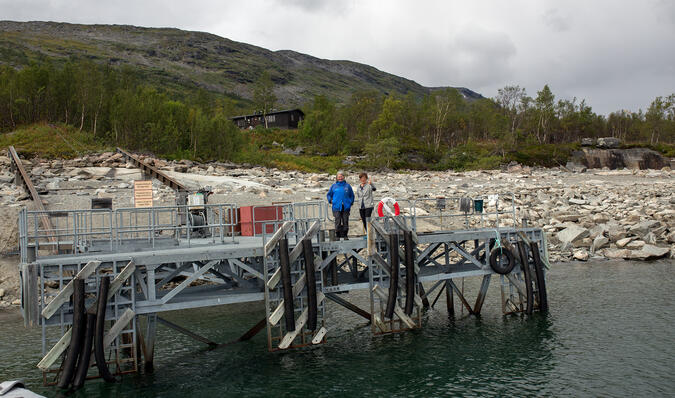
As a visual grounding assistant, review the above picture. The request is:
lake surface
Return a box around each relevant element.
[1,260,673,397]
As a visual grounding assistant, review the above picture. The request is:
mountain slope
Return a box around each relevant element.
[0,20,482,107]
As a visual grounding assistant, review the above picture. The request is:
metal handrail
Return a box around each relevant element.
[19,203,239,262]
[18,194,519,262]
[410,193,517,232]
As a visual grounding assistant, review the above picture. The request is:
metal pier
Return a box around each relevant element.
[16,194,549,385]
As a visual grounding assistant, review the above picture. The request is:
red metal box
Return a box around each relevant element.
[239,205,285,236]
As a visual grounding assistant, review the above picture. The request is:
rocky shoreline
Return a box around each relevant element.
[0,150,673,307]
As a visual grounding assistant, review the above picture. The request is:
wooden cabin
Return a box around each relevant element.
[231,109,304,130]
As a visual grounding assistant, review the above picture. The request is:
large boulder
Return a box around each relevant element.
[603,248,632,259]
[565,161,587,173]
[570,148,668,170]
[556,224,589,244]
[596,137,621,149]
[592,235,609,251]
[629,244,671,260]
[628,220,660,236]
[622,148,668,169]
[580,138,595,147]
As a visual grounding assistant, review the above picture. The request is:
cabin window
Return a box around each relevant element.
[291,114,295,121]
[266,115,276,123]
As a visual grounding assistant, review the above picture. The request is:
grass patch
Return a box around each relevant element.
[234,147,342,173]
[0,123,108,159]
[622,142,675,158]
[507,143,580,168]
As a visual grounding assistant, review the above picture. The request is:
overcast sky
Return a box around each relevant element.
[2,0,674,114]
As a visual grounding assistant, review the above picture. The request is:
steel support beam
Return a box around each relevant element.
[157,316,217,347]
[325,293,371,321]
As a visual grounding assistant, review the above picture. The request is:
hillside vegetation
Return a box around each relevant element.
[0,21,480,107]
[0,21,673,172]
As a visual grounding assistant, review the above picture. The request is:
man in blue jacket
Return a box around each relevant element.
[327,171,354,238]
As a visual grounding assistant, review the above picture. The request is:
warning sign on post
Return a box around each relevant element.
[134,180,153,208]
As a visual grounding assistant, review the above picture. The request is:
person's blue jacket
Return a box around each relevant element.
[327,180,354,211]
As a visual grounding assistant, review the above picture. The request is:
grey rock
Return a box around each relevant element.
[616,237,634,248]
[557,214,580,222]
[570,148,667,170]
[625,240,645,250]
[592,213,610,223]
[556,224,589,243]
[566,161,587,173]
[573,237,593,248]
[596,137,620,149]
[629,244,670,260]
[607,224,627,241]
[589,224,608,239]
[573,249,590,261]
[643,232,657,245]
[603,248,632,259]
[0,288,4,298]
[0,173,15,183]
[507,162,523,173]
[568,198,587,205]
[580,138,595,146]
[31,166,45,176]
[592,236,609,251]
[628,220,660,236]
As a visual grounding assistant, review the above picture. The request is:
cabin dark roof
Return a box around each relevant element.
[231,108,304,120]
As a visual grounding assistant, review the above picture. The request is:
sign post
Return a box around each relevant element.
[134,180,153,208]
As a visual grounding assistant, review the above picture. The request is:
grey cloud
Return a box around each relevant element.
[543,8,571,32]
[448,28,517,87]
[275,0,352,14]
[362,26,516,93]
[655,0,675,26]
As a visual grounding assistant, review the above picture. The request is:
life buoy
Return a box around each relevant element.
[377,197,400,217]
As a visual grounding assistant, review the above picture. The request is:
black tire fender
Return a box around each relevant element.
[72,312,96,389]
[516,242,535,315]
[57,278,86,389]
[94,277,115,382]
[302,239,318,331]
[385,233,399,319]
[488,246,516,274]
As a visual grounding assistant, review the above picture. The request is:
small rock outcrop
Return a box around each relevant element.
[571,148,668,170]
[596,137,621,149]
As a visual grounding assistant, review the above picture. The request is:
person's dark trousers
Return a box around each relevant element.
[359,207,373,232]
[333,210,350,238]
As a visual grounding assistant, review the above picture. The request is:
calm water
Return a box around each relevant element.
[1,260,673,397]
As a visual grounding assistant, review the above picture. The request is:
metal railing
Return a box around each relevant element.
[322,193,517,233]
[408,193,517,232]
[18,194,519,262]
[19,203,239,262]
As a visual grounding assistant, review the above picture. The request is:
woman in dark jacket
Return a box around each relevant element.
[355,172,376,233]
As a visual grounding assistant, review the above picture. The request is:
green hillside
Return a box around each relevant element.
[0,20,480,108]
